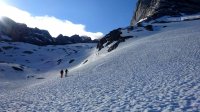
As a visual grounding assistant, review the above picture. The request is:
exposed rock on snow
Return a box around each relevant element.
[97,28,132,52]
[12,66,23,71]
[144,25,154,31]
[69,59,75,64]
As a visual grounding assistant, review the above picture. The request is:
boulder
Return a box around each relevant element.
[144,25,153,31]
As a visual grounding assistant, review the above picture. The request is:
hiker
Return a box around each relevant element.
[65,69,68,77]
[60,70,64,78]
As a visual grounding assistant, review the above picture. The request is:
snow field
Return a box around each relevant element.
[0,20,200,111]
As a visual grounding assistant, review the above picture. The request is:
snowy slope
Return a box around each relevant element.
[0,20,200,111]
[0,42,95,89]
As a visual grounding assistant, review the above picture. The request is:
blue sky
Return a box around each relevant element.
[1,0,137,38]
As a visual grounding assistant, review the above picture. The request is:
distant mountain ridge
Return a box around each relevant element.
[0,17,97,45]
[131,0,200,25]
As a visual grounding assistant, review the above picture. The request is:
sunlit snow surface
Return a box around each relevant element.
[0,20,200,111]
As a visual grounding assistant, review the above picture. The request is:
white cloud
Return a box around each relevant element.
[0,2,103,39]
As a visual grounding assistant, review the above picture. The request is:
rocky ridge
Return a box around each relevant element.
[0,17,96,45]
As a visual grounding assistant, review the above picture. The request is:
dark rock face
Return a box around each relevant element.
[69,59,75,64]
[97,28,132,52]
[97,28,122,51]
[0,17,54,45]
[55,34,71,45]
[131,0,200,25]
[0,17,96,45]
[12,66,23,71]
[55,34,94,45]
[26,28,54,45]
[144,25,153,31]
[70,35,92,43]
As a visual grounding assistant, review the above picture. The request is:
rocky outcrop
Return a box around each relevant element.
[97,28,122,51]
[55,34,71,45]
[97,0,200,52]
[97,28,132,52]
[55,34,94,45]
[0,17,96,45]
[131,0,200,25]
[70,35,92,43]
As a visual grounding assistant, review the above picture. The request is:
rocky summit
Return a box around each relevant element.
[131,0,200,25]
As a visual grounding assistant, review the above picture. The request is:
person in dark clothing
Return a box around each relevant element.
[60,70,64,78]
[65,69,68,77]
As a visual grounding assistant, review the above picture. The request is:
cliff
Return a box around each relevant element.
[131,0,200,25]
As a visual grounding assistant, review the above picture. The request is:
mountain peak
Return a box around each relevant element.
[131,0,200,25]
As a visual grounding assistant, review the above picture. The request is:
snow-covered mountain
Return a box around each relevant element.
[1,1,200,111]
[0,17,200,111]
